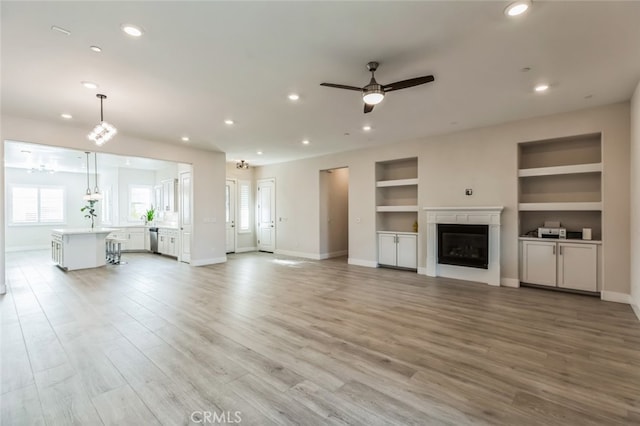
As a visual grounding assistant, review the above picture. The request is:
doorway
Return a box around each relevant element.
[319,167,349,259]
[225,179,236,253]
[257,178,275,252]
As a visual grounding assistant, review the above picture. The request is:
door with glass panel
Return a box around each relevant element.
[225,179,236,253]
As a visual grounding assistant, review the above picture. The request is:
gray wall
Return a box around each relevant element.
[630,81,640,316]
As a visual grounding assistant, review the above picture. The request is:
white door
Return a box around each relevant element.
[179,171,192,263]
[378,233,397,266]
[558,243,597,292]
[257,178,275,252]
[522,241,557,286]
[397,234,417,269]
[225,179,236,253]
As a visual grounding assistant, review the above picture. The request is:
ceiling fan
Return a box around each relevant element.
[321,61,435,113]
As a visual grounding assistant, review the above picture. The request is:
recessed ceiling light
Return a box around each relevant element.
[504,0,531,17]
[224,119,234,125]
[534,84,549,92]
[51,25,71,35]
[60,113,73,119]
[302,139,310,145]
[181,136,189,142]
[288,93,300,101]
[90,46,102,53]
[362,125,372,131]
[121,24,144,37]
[257,151,263,155]
[81,81,98,89]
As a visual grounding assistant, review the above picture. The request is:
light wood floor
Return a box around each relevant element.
[2,250,639,425]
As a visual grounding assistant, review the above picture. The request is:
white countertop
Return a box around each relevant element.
[113,224,179,229]
[519,237,602,245]
[52,227,120,235]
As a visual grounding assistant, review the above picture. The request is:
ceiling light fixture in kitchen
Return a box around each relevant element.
[87,94,117,146]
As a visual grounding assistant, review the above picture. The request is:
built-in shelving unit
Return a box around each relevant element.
[376,157,418,271]
[517,133,603,292]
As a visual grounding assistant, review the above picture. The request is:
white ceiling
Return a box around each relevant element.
[2,1,640,166]
[4,141,177,174]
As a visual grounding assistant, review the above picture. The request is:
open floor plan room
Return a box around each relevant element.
[2,251,639,425]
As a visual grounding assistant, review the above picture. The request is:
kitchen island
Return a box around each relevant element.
[51,227,120,271]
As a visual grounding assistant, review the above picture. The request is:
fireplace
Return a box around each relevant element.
[437,224,489,269]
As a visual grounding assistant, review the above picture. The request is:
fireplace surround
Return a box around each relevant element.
[424,206,504,286]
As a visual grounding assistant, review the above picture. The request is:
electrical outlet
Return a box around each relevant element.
[465,189,473,196]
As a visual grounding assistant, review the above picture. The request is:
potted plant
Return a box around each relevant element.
[81,199,98,229]
[144,205,156,225]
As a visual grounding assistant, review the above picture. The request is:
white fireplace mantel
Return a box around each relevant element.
[423,206,504,286]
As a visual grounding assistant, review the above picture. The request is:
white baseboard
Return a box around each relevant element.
[500,278,520,288]
[275,249,321,260]
[235,247,257,253]
[601,291,632,304]
[319,250,348,260]
[347,258,378,268]
[631,302,640,322]
[191,257,227,266]
[5,245,49,252]
[417,267,427,275]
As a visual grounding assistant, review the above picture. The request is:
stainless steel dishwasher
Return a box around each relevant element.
[149,227,159,253]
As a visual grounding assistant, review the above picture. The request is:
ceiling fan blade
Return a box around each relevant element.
[364,103,374,114]
[382,75,435,92]
[320,83,363,92]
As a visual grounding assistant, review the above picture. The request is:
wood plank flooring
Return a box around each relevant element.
[2,250,639,425]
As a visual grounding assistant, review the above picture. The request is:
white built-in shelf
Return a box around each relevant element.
[518,163,602,178]
[376,178,418,188]
[518,202,603,211]
[376,205,419,212]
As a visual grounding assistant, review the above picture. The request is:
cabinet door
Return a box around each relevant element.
[378,234,397,266]
[558,243,597,292]
[522,241,557,287]
[159,234,166,254]
[129,233,145,251]
[397,234,417,269]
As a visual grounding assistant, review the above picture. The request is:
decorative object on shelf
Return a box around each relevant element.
[236,160,249,169]
[413,221,418,233]
[81,199,98,229]
[87,94,117,146]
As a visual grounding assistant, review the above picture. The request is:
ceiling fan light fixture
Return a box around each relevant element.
[505,0,531,17]
[363,90,384,105]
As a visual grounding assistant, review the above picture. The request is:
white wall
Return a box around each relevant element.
[255,102,631,295]
[630,81,640,318]
[225,162,257,251]
[1,115,227,286]
[4,168,94,250]
[319,168,349,257]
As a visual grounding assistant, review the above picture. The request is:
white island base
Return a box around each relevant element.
[51,228,119,271]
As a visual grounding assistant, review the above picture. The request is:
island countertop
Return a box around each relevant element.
[51,227,120,235]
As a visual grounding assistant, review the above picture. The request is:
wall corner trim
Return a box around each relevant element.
[347,258,378,268]
[319,250,349,260]
[191,257,227,266]
[501,278,520,288]
[601,291,632,304]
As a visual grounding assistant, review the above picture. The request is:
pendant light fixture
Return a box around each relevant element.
[92,152,103,200]
[87,94,117,146]
[83,152,93,200]
[236,160,249,169]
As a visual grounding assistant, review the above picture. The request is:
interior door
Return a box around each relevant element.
[179,171,192,263]
[257,178,275,252]
[225,179,236,253]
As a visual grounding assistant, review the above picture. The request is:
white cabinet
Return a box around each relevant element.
[378,232,417,270]
[520,239,598,292]
[158,228,179,257]
[161,179,178,212]
[109,227,146,251]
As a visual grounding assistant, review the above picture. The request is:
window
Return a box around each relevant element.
[238,181,251,232]
[128,185,152,221]
[10,185,65,225]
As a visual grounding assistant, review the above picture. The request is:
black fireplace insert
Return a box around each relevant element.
[437,224,489,269]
